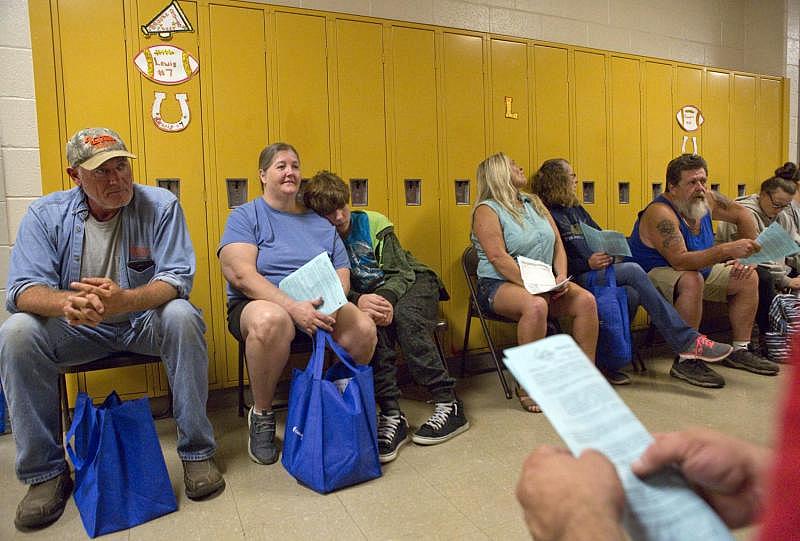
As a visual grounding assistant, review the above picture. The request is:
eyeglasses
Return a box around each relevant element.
[766,192,791,210]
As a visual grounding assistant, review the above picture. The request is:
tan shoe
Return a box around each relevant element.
[182,458,225,500]
[15,470,73,530]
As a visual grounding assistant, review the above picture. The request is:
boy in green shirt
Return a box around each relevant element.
[303,171,469,463]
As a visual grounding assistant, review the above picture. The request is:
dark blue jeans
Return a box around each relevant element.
[576,262,698,354]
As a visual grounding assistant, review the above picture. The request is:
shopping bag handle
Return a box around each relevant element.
[65,393,103,470]
[310,330,360,380]
[586,265,617,288]
[604,264,617,287]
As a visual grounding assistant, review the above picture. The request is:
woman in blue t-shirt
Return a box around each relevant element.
[471,152,599,412]
[217,142,377,466]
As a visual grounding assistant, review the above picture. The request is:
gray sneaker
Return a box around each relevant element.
[248,407,279,465]
[679,335,733,363]
[15,470,73,530]
[722,345,780,376]
[670,358,725,388]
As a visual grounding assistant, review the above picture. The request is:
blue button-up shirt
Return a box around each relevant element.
[6,184,195,327]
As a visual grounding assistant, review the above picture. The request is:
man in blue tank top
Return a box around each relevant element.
[629,154,779,388]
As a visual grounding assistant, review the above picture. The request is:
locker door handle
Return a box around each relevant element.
[618,181,630,204]
[710,183,720,192]
[226,178,248,208]
[737,183,746,197]
[350,178,368,206]
[582,181,594,204]
[157,178,180,199]
[404,179,421,206]
[652,182,663,199]
[455,179,470,205]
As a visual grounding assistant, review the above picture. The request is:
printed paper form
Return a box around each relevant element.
[278,251,348,315]
[740,221,800,265]
[579,222,633,257]
[504,334,734,541]
[517,256,570,295]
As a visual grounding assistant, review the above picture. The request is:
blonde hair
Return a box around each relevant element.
[475,152,546,223]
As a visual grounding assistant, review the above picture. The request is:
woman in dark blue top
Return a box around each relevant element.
[531,159,732,383]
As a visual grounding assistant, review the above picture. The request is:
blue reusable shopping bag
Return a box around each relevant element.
[66,391,177,538]
[586,265,633,371]
[0,384,6,434]
[282,330,382,494]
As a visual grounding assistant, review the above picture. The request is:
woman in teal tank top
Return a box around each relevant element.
[471,152,600,413]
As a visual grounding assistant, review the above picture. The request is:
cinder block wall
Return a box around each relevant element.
[1,0,798,323]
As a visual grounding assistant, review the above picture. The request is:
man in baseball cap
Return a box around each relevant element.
[0,127,224,531]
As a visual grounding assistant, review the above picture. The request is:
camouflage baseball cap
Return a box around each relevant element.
[65,127,137,170]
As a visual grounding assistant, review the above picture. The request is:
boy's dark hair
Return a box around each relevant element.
[303,170,351,215]
[666,154,708,188]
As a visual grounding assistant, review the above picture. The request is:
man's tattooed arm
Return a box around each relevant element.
[656,218,682,250]
[711,190,731,210]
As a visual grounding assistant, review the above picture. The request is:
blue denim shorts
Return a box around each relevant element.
[476,277,507,315]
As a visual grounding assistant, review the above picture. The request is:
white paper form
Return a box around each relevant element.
[517,256,570,294]
[579,222,633,257]
[278,251,348,315]
[504,334,734,541]
[740,221,800,265]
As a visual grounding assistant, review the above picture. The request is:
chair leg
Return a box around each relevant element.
[58,374,69,433]
[476,315,512,399]
[238,340,246,418]
[461,309,473,377]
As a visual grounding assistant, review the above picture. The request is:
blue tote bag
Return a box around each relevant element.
[66,391,177,537]
[586,265,633,371]
[282,330,382,494]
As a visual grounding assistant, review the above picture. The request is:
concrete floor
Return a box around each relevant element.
[0,347,787,540]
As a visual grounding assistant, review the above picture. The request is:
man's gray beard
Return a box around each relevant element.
[674,197,710,221]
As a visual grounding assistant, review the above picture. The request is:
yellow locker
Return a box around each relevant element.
[388,26,442,277]
[756,78,784,182]
[272,11,330,175]
[489,38,530,347]
[334,19,388,215]
[490,39,530,168]
[207,4,269,386]
[532,45,570,168]
[643,61,673,209]
[573,50,608,228]
[57,0,132,165]
[57,1,148,401]
[674,66,703,156]
[609,56,642,234]
[440,32,487,353]
[135,0,217,389]
[732,74,757,196]
[702,70,731,196]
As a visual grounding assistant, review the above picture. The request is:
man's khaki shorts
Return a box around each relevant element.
[647,264,731,303]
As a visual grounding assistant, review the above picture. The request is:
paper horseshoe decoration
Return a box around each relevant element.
[151,92,190,132]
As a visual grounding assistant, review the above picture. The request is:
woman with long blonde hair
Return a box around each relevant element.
[471,152,598,412]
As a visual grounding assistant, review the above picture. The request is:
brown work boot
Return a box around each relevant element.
[14,470,73,530]
[182,458,225,500]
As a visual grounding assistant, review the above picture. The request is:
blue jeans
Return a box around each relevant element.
[0,299,217,484]
[576,262,698,354]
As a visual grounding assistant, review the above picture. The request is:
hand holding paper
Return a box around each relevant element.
[579,222,632,257]
[517,256,570,294]
[278,252,348,315]
[740,222,800,265]
[504,335,734,541]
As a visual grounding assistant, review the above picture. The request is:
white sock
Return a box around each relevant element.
[732,341,749,351]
